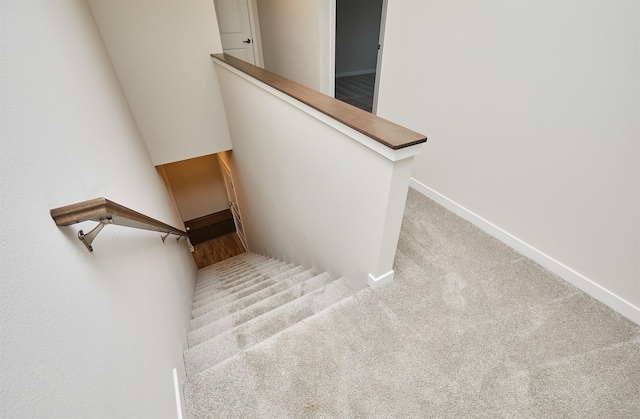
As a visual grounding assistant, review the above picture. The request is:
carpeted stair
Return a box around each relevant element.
[183,252,356,414]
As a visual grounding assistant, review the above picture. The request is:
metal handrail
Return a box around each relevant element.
[50,197,187,252]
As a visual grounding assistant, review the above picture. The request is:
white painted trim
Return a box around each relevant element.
[213,58,424,162]
[368,269,395,289]
[218,155,249,251]
[172,368,183,419]
[372,0,388,115]
[336,69,376,78]
[409,178,640,325]
[320,0,336,96]
[247,0,264,68]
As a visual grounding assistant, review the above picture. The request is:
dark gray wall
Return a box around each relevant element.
[335,0,383,77]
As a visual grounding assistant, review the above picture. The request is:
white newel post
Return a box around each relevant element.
[367,154,417,288]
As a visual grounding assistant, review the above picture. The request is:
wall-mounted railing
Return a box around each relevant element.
[50,198,187,252]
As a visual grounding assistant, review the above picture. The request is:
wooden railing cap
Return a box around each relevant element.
[211,53,427,150]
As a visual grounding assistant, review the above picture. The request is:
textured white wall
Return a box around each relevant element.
[1,1,197,417]
[377,1,639,321]
[89,0,232,165]
[215,62,417,288]
[162,155,230,222]
[257,0,333,94]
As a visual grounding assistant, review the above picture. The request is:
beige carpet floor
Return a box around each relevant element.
[185,187,640,417]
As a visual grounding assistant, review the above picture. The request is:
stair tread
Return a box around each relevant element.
[187,272,334,346]
[183,278,354,376]
[182,291,360,417]
[191,266,312,318]
[196,260,271,289]
[192,263,291,309]
[196,258,286,290]
[196,252,263,276]
[196,256,276,288]
[195,253,271,278]
[190,266,313,329]
[194,261,289,301]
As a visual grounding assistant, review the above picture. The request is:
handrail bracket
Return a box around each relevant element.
[51,197,189,253]
[78,218,114,253]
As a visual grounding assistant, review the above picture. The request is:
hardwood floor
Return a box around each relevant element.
[192,232,246,269]
[185,210,236,246]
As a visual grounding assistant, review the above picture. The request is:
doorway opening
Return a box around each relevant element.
[214,0,263,67]
[157,153,247,268]
[334,0,384,113]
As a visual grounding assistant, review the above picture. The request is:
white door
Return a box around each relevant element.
[219,158,248,251]
[214,0,256,65]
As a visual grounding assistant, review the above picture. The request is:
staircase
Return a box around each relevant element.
[182,252,356,415]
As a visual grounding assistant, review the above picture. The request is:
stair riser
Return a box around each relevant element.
[187,273,334,346]
[184,279,354,376]
[194,264,296,308]
[196,259,282,290]
[193,275,274,309]
[190,268,313,329]
[195,261,285,295]
[195,255,269,282]
[195,258,274,289]
[195,254,265,281]
[192,278,281,317]
[195,272,264,300]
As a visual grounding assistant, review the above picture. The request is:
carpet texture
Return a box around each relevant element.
[184,187,640,418]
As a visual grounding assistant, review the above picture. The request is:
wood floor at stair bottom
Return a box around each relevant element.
[192,232,246,269]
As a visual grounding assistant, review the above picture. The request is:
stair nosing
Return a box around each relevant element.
[192,263,293,308]
[196,253,263,275]
[195,257,274,288]
[187,272,335,345]
[190,267,316,327]
[184,277,354,375]
[186,288,356,382]
[195,258,280,288]
[194,262,288,301]
[191,267,315,318]
[195,260,287,294]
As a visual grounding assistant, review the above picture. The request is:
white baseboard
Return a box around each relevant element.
[409,178,640,325]
[172,368,184,419]
[368,270,395,289]
[336,69,376,78]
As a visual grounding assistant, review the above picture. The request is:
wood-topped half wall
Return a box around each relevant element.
[211,53,427,150]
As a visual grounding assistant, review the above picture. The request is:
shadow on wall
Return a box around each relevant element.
[157,154,230,224]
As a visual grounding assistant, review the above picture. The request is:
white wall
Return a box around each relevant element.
[257,0,334,95]
[1,1,197,417]
[89,0,233,166]
[161,155,230,222]
[377,1,639,322]
[335,0,383,77]
[214,60,421,289]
